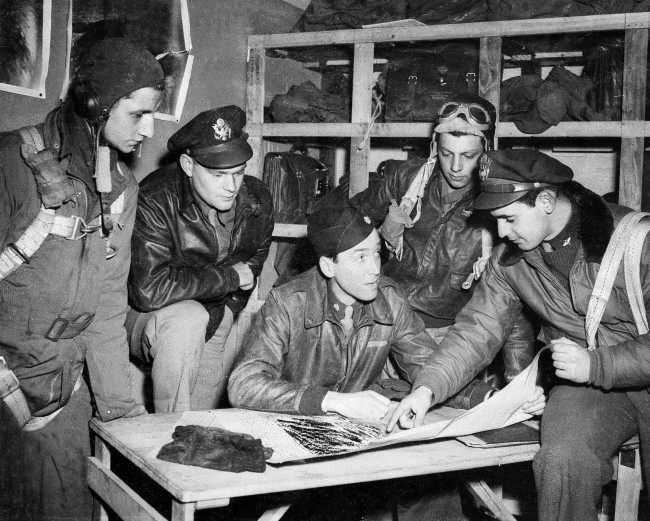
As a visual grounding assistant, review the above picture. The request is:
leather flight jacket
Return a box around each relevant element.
[128,164,274,338]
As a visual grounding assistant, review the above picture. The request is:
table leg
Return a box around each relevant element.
[464,479,517,521]
[258,503,292,521]
[92,435,111,521]
[172,500,196,521]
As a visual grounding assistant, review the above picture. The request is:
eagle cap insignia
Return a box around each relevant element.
[479,154,491,181]
[212,118,232,142]
[363,215,371,224]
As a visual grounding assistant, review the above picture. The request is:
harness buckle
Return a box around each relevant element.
[67,215,89,240]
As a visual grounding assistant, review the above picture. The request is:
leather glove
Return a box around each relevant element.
[157,424,273,473]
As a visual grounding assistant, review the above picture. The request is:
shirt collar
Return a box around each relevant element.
[304,269,394,329]
[546,204,580,251]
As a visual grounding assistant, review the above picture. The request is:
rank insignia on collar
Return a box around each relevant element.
[363,215,371,224]
[479,154,490,181]
[212,118,232,141]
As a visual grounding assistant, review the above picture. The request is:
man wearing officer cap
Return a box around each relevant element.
[0,37,164,521]
[127,106,273,412]
[228,185,436,422]
[390,149,650,521]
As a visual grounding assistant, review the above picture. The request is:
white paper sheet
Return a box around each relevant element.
[170,349,545,464]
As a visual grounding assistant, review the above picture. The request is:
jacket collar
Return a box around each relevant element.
[179,171,262,222]
[499,181,614,267]
[304,268,394,329]
[42,104,129,211]
[44,104,96,188]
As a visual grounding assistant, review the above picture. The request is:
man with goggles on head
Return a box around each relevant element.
[351,91,539,520]
[352,92,535,397]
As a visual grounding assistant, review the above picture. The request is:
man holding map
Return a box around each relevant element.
[228,187,466,419]
[389,149,650,521]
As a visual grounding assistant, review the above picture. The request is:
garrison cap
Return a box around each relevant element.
[307,187,375,258]
[473,149,573,210]
[168,105,253,168]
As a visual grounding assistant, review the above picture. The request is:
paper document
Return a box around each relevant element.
[175,349,545,464]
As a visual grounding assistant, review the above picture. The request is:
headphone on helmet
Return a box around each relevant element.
[72,80,110,124]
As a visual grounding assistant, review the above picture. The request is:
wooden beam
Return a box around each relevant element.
[614,446,642,521]
[273,223,308,238]
[620,26,648,210]
[246,46,266,180]
[258,503,292,521]
[479,36,502,149]
[87,457,167,521]
[248,14,646,49]
[172,500,195,521]
[349,43,374,196]
[464,479,518,521]
[253,121,647,139]
[92,435,111,521]
[497,121,637,138]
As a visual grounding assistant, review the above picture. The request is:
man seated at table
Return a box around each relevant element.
[228,188,446,420]
[389,149,649,521]
[229,186,544,520]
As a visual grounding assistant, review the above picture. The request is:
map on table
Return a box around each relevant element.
[176,349,546,464]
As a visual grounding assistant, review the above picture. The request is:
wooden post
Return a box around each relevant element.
[171,500,195,521]
[349,43,374,197]
[92,435,111,521]
[620,25,648,210]
[479,36,502,150]
[246,45,266,180]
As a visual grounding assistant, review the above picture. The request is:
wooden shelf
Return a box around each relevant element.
[253,121,650,139]
[247,13,650,211]
[249,13,648,49]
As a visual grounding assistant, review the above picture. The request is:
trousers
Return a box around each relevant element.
[533,383,650,521]
[128,300,238,412]
[0,378,93,521]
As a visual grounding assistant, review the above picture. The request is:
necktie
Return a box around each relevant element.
[341,305,354,334]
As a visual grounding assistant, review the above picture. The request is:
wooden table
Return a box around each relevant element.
[89,410,539,521]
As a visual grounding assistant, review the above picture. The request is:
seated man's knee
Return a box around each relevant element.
[533,437,610,484]
[143,300,209,358]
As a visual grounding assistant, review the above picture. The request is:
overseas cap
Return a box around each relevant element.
[168,105,254,169]
[473,149,573,210]
[307,188,375,258]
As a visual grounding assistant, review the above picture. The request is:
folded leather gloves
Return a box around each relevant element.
[157,424,273,473]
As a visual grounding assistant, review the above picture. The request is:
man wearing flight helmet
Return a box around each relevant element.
[0,37,164,520]
[352,93,535,399]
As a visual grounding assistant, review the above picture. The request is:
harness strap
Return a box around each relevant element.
[0,126,95,430]
[0,356,31,429]
[0,127,106,282]
[585,211,650,350]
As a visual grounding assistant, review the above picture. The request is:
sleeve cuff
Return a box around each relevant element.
[298,386,329,415]
[588,348,614,390]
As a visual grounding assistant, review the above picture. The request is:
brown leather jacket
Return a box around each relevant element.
[227,266,495,415]
[415,183,650,401]
[128,164,273,338]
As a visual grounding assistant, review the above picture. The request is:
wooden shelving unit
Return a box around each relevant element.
[246,12,650,212]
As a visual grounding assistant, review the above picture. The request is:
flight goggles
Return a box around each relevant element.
[437,102,492,130]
